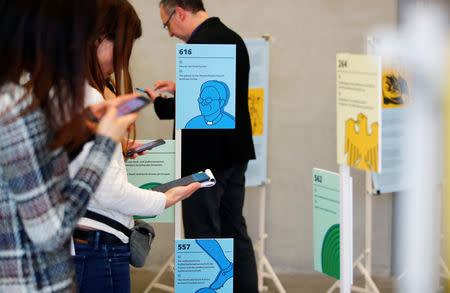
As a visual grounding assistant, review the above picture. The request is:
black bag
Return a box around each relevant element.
[84,210,155,268]
[129,221,155,267]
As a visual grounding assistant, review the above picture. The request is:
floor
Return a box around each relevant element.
[130,269,394,293]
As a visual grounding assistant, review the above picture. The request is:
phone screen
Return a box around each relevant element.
[117,96,150,117]
[192,172,210,183]
[134,140,164,152]
[127,139,165,156]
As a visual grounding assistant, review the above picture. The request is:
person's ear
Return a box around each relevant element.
[175,6,186,21]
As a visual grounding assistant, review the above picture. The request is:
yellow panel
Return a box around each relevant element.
[382,64,411,108]
[248,88,264,136]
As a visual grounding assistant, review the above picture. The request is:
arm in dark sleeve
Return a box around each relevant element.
[154,97,175,120]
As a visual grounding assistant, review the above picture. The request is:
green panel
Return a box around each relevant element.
[313,168,340,279]
[321,224,340,279]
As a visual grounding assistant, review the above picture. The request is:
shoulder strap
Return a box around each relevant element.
[84,210,132,237]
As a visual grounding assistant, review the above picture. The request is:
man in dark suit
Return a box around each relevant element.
[146,0,258,292]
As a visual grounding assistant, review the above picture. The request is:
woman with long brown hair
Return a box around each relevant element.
[69,1,200,292]
[0,0,140,292]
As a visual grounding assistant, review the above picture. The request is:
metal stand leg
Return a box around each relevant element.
[253,182,286,293]
[143,254,175,293]
[326,254,380,293]
[364,172,373,292]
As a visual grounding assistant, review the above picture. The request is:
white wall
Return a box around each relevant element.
[128,0,397,275]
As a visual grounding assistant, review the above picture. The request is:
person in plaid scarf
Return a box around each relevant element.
[0,0,139,292]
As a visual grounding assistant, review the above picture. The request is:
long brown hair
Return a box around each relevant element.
[87,0,142,152]
[0,0,106,150]
[87,0,142,96]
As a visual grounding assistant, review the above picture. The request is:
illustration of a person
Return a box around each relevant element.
[185,80,235,129]
[195,239,233,291]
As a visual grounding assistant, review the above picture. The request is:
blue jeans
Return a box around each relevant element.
[73,231,131,293]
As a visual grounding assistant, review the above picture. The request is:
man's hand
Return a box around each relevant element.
[144,88,162,103]
[154,80,176,94]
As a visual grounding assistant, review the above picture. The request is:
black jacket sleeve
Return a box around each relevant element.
[153,97,175,120]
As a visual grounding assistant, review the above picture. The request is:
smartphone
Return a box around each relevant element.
[117,96,150,117]
[86,96,150,123]
[127,139,165,156]
[151,170,215,193]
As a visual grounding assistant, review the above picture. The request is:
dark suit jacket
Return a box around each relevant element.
[154,17,255,175]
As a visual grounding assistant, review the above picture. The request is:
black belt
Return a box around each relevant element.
[73,229,125,246]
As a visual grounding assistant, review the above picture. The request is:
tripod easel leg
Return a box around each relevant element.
[254,183,286,293]
[143,253,175,293]
[326,254,380,293]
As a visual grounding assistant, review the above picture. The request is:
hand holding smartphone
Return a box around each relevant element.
[86,95,142,143]
[116,96,150,117]
[126,139,165,156]
[87,95,150,122]
[151,169,216,193]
